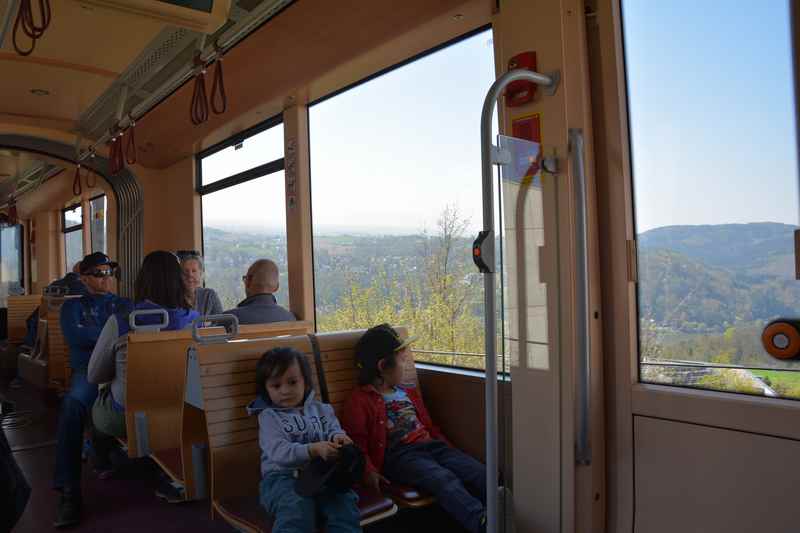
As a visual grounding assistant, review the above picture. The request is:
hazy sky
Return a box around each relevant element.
[623,0,798,232]
[202,30,496,235]
[202,4,799,236]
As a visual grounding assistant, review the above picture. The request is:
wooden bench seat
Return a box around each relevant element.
[7,294,42,344]
[186,333,397,530]
[314,328,436,509]
[45,295,81,391]
[123,316,313,502]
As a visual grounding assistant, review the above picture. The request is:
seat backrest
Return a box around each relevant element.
[190,326,415,506]
[7,295,42,343]
[313,327,416,418]
[192,334,319,504]
[124,319,313,458]
[45,296,82,389]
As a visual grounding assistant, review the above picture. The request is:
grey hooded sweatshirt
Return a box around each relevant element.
[246,391,347,477]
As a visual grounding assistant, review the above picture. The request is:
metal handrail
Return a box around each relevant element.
[642,360,800,373]
[478,68,559,533]
[570,128,591,466]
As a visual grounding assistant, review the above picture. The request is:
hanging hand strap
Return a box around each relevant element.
[190,53,209,125]
[210,47,227,115]
[125,118,137,165]
[72,164,82,196]
[13,0,51,56]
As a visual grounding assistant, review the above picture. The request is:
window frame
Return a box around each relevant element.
[0,223,24,290]
[195,114,287,307]
[62,202,84,273]
[196,113,285,196]
[306,24,495,371]
[88,193,108,254]
[61,202,83,233]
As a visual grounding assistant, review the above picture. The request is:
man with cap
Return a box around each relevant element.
[53,252,131,528]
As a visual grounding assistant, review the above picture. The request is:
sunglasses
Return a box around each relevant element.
[86,269,115,278]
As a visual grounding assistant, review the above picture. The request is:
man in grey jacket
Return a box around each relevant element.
[224,259,295,324]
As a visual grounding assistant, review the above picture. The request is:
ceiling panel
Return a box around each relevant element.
[0,0,166,72]
[0,60,113,123]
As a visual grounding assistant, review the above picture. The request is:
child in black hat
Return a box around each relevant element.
[343,324,489,533]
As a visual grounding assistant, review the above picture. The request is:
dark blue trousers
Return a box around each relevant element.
[260,471,361,533]
[53,370,98,491]
[383,440,486,533]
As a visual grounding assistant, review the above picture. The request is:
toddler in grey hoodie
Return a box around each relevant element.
[246,347,361,533]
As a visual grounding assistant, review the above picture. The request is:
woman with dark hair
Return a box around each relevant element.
[87,251,200,439]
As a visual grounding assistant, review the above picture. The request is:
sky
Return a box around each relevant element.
[201,30,496,235]
[622,0,798,232]
[202,3,799,236]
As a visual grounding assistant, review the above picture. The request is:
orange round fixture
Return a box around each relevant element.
[761,320,800,360]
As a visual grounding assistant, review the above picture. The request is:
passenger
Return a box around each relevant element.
[51,261,90,296]
[53,252,132,529]
[87,251,199,444]
[22,262,87,348]
[177,250,223,316]
[247,347,361,533]
[343,324,488,533]
[223,259,295,324]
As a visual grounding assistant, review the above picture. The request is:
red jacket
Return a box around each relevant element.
[342,384,451,477]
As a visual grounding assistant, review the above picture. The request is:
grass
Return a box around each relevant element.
[751,369,800,398]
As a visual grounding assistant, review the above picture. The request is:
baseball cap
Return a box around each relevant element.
[355,324,416,370]
[80,252,118,274]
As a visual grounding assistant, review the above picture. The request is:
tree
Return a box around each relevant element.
[316,205,485,368]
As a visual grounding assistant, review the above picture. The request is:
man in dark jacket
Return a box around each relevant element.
[223,259,295,324]
[53,253,131,528]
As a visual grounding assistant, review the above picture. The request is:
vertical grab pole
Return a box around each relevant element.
[477,68,557,533]
[570,128,592,466]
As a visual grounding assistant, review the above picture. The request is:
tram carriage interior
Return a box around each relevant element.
[3,0,800,532]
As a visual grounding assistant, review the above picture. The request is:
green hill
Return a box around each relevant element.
[638,222,800,333]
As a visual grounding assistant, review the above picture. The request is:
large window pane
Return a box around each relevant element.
[623,1,800,398]
[202,172,288,310]
[200,123,284,187]
[65,231,83,275]
[90,195,107,254]
[310,30,495,369]
[1,225,22,298]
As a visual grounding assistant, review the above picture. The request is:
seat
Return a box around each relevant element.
[7,294,41,344]
[315,327,436,509]
[189,333,397,530]
[123,318,313,501]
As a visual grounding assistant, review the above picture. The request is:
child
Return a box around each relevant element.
[342,324,488,533]
[247,347,361,533]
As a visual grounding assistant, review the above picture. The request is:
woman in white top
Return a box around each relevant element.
[178,251,223,317]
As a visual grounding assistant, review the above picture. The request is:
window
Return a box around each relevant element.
[0,225,23,303]
[62,204,83,273]
[198,118,288,311]
[623,1,800,398]
[89,195,107,254]
[200,120,284,188]
[309,28,495,369]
